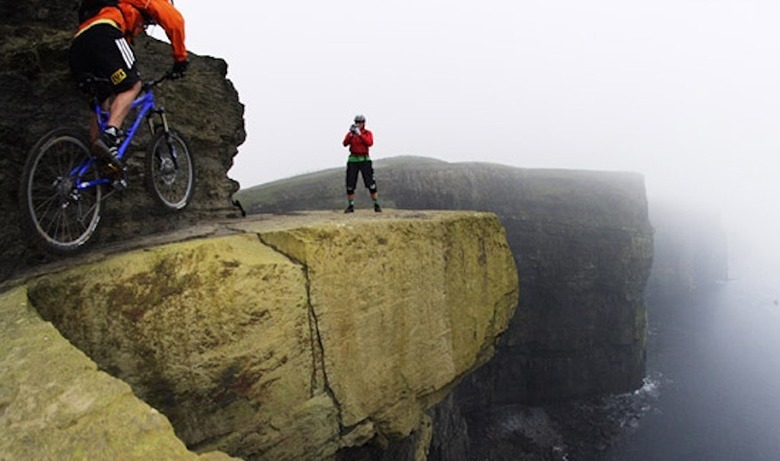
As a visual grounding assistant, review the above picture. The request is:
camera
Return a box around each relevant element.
[350,124,359,134]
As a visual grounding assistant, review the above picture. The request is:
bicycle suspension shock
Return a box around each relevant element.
[146,108,170,136]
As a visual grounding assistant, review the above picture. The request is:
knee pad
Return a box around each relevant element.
[346,188,356,195]
[368,183,378,192]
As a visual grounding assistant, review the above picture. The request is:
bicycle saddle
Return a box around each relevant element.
[76,73,113,103]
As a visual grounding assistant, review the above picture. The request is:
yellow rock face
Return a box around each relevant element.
[6,210,518,460]
[0,286,238,461]
[257,212,518,437]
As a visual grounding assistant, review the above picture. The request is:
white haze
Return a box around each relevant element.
[158,0,780,258]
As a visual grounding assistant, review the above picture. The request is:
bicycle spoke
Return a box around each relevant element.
[146,130,195,211]
[31,196,59,223]
[20,129,102,253]
[42,205,66,243]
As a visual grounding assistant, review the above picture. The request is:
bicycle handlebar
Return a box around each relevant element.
[142,72,176,92]
[80,72,178,102]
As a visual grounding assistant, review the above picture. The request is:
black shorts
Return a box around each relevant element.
[346,160,378,194]
[69,23,141,101]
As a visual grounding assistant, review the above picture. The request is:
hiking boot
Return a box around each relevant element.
[344,204,355,213]
[374,203,382,213]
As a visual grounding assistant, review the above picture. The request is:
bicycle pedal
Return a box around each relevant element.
[111,178,129,191]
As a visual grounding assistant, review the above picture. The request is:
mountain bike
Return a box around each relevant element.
[18,73,195,255]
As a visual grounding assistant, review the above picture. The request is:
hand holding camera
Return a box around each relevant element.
[350,124,361,135]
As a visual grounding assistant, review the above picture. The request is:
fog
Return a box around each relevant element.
[163,0,780,253]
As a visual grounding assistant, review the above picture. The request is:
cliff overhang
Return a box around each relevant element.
[1,210,519,460]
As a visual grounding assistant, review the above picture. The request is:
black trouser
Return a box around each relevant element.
[346,160,378,195]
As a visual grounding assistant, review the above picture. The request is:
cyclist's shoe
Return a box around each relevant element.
[91,126,123,173]
[93,127,128,190]
[344,204,355,214]
[374,203,382,213]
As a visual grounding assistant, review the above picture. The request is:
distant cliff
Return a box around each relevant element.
[1,211,519,460]
[236,158,655,459]
[0,2,246,280]
[647,200,728,296]
[237,157,655,404]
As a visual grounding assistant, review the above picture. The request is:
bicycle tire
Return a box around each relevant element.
[144,128,195,211]
[18,128,103,254]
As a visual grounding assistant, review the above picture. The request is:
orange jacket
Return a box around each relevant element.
[76,0,187,62]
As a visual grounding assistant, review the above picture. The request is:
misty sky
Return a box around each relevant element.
[162,0,780,247]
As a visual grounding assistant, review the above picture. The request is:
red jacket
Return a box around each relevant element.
[342,129,374,156]
[76,0,187,62]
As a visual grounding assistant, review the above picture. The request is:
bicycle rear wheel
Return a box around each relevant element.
[145,128,195,211]
[19,128,103,254]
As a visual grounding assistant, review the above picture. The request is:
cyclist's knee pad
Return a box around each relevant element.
[368,183,378,193]
[346,188,356,195]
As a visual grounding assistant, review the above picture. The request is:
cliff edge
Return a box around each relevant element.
[237,158,655,403]
[236,159,655,458]
[1,211,519,460]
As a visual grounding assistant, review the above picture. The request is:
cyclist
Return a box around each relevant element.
[68,0,189,179]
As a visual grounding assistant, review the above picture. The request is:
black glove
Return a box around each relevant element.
[170,60,189,79]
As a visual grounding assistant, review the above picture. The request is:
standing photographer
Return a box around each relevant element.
[342,114,381,213]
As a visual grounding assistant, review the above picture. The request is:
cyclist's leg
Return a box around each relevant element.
[70,24,140,168]
[93,34,140,164]
[102,33,141,132]
[85,99,110,143]
[107,80,141,129]
[93,68,140,174]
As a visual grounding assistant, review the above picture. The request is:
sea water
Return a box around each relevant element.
[604,257,780,461]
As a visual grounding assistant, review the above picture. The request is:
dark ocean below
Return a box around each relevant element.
[603,257,780,461]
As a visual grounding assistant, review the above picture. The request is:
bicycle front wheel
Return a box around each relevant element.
[19,128,103,254]
[145,129,195,211]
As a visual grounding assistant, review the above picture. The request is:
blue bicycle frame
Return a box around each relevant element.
[74,81,162,191]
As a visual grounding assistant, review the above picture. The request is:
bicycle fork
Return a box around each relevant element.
[147,107,170,138]
[147,108,180,169]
